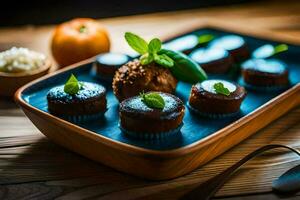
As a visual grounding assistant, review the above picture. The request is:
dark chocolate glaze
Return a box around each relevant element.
[242,58,287,74]
[95,53,131,78]
[47,82,107,116]
[193,80,245,100]
[189,80,246,114]
[120,92,184,120]
[189,48,233,73]
[47,82,106,103]
[241,58,289,87]
[119,92,185,133]
[209,35,249,62]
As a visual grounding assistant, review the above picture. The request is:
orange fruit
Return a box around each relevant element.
[51,18,110,67]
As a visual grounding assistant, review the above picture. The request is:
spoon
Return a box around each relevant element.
[179,144,300,200]
[273,164,300,194]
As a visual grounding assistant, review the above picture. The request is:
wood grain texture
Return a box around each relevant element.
[14,52,300,180]
[0,106,300,199]
[0,59,52,97]
[1,0,300,199]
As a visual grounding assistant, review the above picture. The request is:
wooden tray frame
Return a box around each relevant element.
[15,22,300,180]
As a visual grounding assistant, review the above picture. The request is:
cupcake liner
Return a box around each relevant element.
[187,103,240,119]
[59,112,105,123]
[120,123,183,140]
[239,79,289,93]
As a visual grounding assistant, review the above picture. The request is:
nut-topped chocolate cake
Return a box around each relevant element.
[112,32,207,101]
[113,59,177,102]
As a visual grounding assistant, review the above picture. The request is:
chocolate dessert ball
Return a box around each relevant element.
[94,53,131,81]
[188,80,246,118]
[241,58,289,90]
[119,92,185,139]
[209,35,249,62]
[112,60,177,102]
[190,48,233,74]
[47,82,107,122]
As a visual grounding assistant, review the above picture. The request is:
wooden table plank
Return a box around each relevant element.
[1,0,300,199]
[0,107,299,199]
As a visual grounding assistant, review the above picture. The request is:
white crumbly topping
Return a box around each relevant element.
[201,80,237,94]
[0,47,46,73]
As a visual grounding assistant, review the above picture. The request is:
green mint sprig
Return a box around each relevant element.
[198,34,215,45]
[273,44,288,56]
[125,32,174,68]
[213,82,230,96]
[140,92,165,110]
[253,44,289,59]
[64,74,83,95]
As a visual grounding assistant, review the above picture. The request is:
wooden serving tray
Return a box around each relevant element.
[15,24,300,180]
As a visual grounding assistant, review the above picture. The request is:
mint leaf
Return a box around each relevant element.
[140,92,165,110]
[148,38,161,54]
[154,54,174,68]
[273,44,288,56]
[198,34,215,45]
[213,82,230,96]
[125,32,148,54]
[64,74,82,95]
[159,49,207,83]
[140,53,154,65]
[124,32,175,68]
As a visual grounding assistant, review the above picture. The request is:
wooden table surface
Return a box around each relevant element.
[1,0,300,199]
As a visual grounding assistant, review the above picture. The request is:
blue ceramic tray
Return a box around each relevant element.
[21,28,300,151]
[16,25,300,180]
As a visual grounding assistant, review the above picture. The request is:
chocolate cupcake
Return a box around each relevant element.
[47,75,107,122]
[209,35,249,62]
[112,60,177,102]
[188,80,246,118]
[241,58,289,91]
[119,92,185,140]
[94,53,131,82]
[163,34,199,54]
[189,48,233,74]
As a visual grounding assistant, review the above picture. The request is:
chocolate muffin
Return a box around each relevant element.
[94,53,131,81]
[163,34,199,54]
[189,48,233,74]
[209,35,249,62]
[112,60,177,102]
[241,58,289,91]
[47,82,107,122]
[188,80,246,118]
[119,92,185,139]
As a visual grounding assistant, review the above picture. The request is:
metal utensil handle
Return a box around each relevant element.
[180,144,300,200]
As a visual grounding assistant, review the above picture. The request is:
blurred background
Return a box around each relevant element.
[0,0,257,26]
[0,0,298,59]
